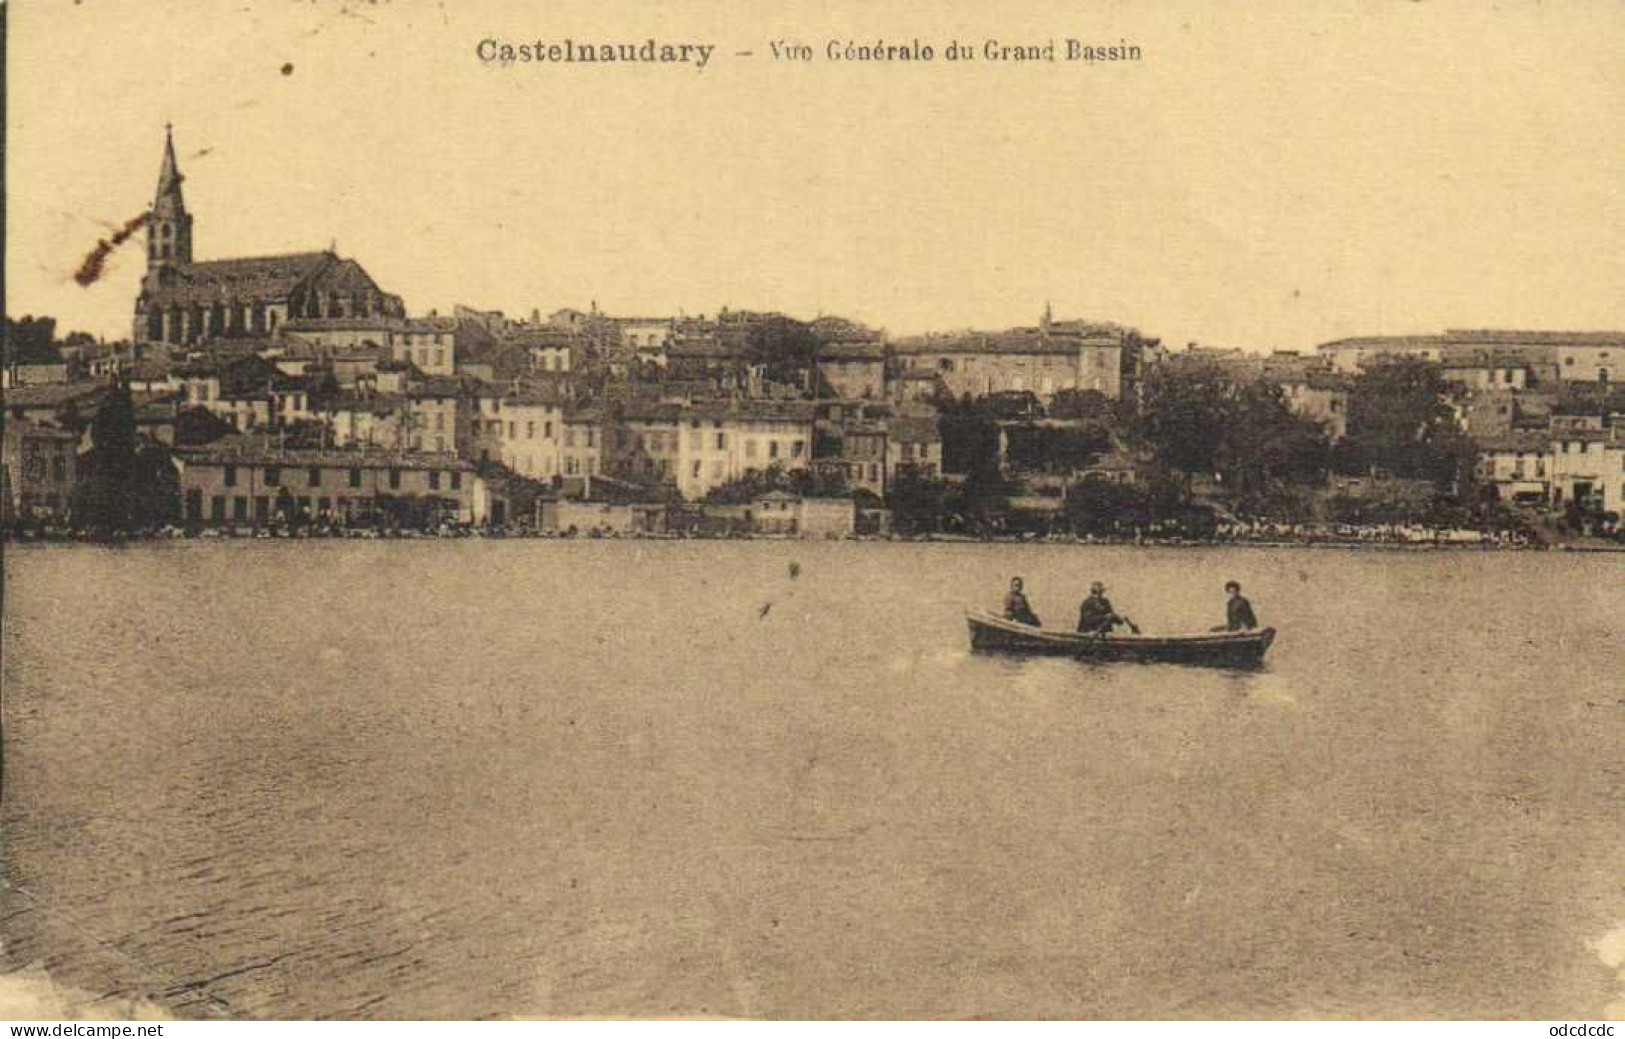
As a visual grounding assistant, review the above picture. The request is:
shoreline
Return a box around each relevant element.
[6,530,1622,553]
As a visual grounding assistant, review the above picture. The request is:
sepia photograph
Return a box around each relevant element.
[2,0,1623,1024]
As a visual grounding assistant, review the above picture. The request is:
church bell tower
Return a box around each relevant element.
[146,124,193,281]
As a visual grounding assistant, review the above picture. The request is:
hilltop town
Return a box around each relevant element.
[4,130,1623,546]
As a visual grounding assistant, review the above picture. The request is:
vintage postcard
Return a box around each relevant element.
[3,0,1623,1023]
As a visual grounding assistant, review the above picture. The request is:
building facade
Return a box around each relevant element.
[172,439,484,526]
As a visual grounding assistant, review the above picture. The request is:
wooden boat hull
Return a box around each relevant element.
[966,610,1276,669]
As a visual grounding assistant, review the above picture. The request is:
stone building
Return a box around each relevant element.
[132,127,404,345]
[171,437,483,527]
[889,320,1134,403]
[1,420,79,524]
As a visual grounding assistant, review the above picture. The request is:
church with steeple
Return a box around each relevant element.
[133,126,404,345]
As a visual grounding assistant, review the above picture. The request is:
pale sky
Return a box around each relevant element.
[8,0,1624,351]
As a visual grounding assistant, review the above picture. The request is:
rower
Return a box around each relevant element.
[1077,581,1139,635]
[1211,580,1258,632]
[1003,576,1042,627]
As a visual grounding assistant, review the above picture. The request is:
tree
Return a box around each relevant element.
[1133,368,1234,479]
[1064,478,1150,536]
[937,397,1002,476]
[1134,369,1332,508]
[1046,388,1115,423]
[746,316,818,388]
[1219,382,1332,504]
[71,381,139,532]
[1337,358,1475,489]
[887,465,951,534]
[1001,423,1110,473]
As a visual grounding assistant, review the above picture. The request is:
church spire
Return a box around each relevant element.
[155,122,184,205]
[147,123,193,274]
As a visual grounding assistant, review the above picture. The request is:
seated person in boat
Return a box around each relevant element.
[1212,580,1258,632]
[1077,581,1136,635]
[1003,577,1041,627]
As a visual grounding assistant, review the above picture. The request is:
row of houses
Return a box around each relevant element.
[166,434,871,536]
[1316,329,1622,384]
[1475,423,1625,517]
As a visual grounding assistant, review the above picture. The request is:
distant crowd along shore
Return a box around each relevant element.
[9,523,1606,550]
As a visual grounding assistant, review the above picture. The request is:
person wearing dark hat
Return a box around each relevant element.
[1213,580,1258,632]
[1004,576,1041,627]
[1077,581,1138,635]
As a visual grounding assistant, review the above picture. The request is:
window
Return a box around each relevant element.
[233,496,248,521]
[508,422,517,439]
[349,468,362,488]
[388,469,401,489]
[769,440,781,459]
[450,471,461,490]
[51,456,67,482]
[716,432,726,450]
[429,471,441,490]
[436,413,446,431]
[210,496,226,520]
[544,421,553,438]
[309,467,321,487]
[791,440,804,459]
[692,461,702,478]
[224,465,238,488]
[586,429,595,448]
[527,422,536,439]
[565,429,576,448]
[318,497,331,513]
[265,466,281,487]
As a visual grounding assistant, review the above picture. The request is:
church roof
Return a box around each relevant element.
[138,251,392,309]
[141,251,333,306]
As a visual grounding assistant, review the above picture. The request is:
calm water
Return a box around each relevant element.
[2,541,1622,1019]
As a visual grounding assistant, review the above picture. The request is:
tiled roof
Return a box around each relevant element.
[1473,431,1551,453]
[893,333,1077,356]
[818,341,886,361]
[1316,335,1450,352]
[3,383,112,409]
[1445,329,1625,346]
[176,436,472,470]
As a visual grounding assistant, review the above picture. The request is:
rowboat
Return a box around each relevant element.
[965,609,1276,669]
